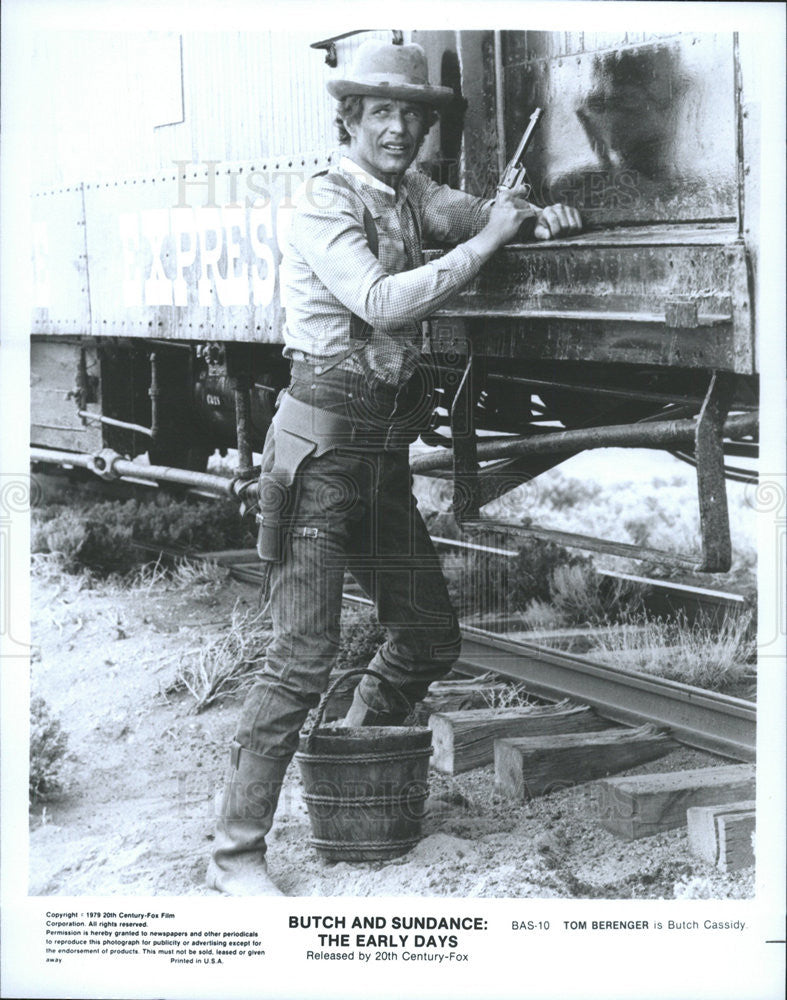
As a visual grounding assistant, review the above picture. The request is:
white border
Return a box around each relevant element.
[2,3,785,999]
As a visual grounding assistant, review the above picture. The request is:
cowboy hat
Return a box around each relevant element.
[326,39,455,106]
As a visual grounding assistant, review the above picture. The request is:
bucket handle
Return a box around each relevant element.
[307,668,413,752]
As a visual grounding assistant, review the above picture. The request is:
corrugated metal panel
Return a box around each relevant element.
[30,29,403,190]
[30,186,91,335]
[80,154,335,343]
[30,32,185,190]
[151,28,405,170]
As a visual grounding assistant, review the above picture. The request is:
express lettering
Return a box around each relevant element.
[119,202,285,308]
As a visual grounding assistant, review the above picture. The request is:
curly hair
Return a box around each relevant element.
[335,96,438,145]
[335,96,366,145]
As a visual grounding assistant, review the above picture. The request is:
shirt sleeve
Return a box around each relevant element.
[288,177,484,332]
[415,174,494,243]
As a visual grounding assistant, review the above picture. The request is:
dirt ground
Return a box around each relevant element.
[28,561,754,900]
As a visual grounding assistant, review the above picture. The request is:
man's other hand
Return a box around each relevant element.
[533,203,582,240]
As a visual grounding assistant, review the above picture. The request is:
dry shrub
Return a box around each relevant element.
[517,599,569,631]
[543,477,604,512]
[442,548,512,619]
[589,611,755,691]
[127,555,229,593]
[508,539,623,626]
[439,531,645,628]
[481,682,535,710]
[439,532,586,619]
[168,602,272,712]
[549,563,644,626]
[132,496,253,552]
[29,696,69,801]
[32,493,253,577]
[169,603,388,715]
[509,537,589,611]
[32,506,138,575]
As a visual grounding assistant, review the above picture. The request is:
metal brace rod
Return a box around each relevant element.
[695,373,735,572]
[231,375,255,479]
[450,349,480,522]
[310,30,403,67]
[410,411,758,473]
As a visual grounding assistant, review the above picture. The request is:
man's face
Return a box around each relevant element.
[345,98,428,185]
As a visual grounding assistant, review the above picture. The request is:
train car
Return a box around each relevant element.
[29,28,761,572]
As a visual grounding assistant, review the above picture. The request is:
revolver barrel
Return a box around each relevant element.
[498,107,543,192]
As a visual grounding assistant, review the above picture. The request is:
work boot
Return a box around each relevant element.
[343,687,408,726]
[205,742,288,897]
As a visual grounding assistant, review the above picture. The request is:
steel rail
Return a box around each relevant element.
[457,626,755,762]
[196,537,748,623]
[214,549,749,628]
[428,536,749,622]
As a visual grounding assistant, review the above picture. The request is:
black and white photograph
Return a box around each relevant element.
[1,2,784,999]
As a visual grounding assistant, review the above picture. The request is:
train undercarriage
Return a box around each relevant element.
[30,332,758,575]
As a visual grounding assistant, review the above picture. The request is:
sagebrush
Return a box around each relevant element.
[32,493,253,576]
[29,696,69,801]
[334,607,387,673]
[431,512,643,626]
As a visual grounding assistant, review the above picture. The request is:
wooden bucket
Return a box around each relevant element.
[295,669,432,861]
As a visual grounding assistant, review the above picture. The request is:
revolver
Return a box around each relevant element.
[497,107,543,197]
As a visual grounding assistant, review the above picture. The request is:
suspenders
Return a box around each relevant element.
[308,170,379,375]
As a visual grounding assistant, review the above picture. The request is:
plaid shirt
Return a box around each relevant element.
[281,158,492,385]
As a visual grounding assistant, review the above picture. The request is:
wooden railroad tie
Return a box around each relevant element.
[494,724,676,800]
[593,764,756,840]
[419,675,514,719]
[429,700,611,775]
[687,800,756,871]
[320,673,512,723]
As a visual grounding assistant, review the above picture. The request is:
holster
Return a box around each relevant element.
[255,393,356,562]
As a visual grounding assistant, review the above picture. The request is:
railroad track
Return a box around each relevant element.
[183,541,750,627]
[428,534,751,627]
[455,626,754,763]
[34,465,750,624]
[163,544,755,764]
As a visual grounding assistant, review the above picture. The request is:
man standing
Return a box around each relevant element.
[207,39,581,896]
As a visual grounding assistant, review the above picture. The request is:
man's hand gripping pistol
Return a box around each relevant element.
[497,106,543,198]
